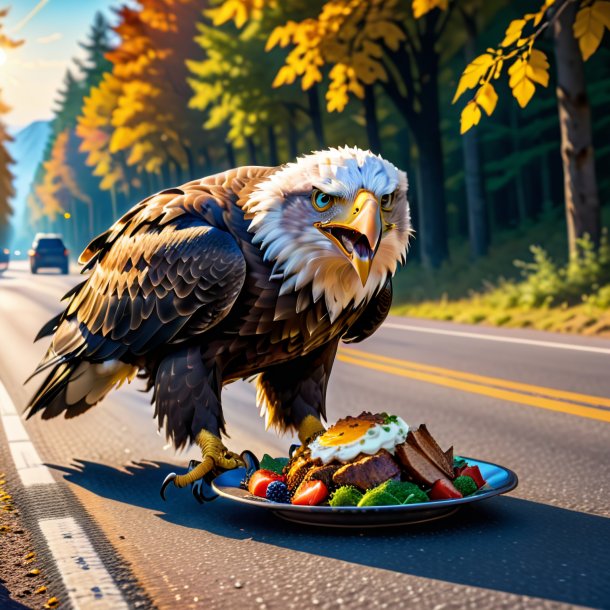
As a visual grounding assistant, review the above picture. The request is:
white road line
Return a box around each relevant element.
[0,379,129,609]
[383,322,610,355]
[38,518,129,610]
[0,379,54,486]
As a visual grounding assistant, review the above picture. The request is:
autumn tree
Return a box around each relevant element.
[106,1,206,182]
[0,97,15,243]
[453,0,610,257]
[188,10,325,166]
[210,0,465,267]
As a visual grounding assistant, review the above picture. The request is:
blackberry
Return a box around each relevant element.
[265,480,290,503]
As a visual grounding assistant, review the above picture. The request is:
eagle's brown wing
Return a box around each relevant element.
[26,184,250,421]
[341,278,392,343]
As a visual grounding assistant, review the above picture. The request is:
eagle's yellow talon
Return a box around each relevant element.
[161,430,244,500]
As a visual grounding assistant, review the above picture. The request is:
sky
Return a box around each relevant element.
[0,0,121,129]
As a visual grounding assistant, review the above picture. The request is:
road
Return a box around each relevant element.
[0,261,609,610]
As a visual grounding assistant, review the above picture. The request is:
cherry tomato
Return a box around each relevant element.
[248,470,285,498]
[430,479,463,500]
[291,480,329,506]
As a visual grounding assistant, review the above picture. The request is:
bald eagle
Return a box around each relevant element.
[27,147,411,500]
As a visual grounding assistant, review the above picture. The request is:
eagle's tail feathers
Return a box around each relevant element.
[26,357,138,420]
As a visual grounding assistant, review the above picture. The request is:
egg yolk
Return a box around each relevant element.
[318,419,374,446]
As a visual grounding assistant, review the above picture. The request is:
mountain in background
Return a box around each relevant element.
[7,120,51,251]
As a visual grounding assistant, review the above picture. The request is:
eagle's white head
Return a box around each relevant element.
[245,146,411,322]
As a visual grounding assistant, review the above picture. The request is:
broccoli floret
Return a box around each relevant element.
[453,475,477,496]
[357,488,400,507]
[402,488,429,504]
[259,454,289,475]
[377,480,428,504]
[329,486,363,507]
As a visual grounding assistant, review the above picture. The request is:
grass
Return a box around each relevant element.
[392,207,610,337]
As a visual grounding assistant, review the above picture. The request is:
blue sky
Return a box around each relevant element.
[1,0,123,128]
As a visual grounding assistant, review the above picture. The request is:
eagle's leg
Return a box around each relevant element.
[297,414,326,444]
[160,430,244,502]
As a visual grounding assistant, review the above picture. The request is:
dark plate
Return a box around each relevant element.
[212,457,518,528]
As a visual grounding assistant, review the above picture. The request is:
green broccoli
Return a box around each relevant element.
[453,475,478,496]
[259,454,289,475]
[377,480,428,504]
[329,486,364,507]
[357,488,400,507]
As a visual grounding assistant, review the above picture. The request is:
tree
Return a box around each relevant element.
[106,1,207,180]
[210,0,460,267]
[188,14,318,166]
[0,98,15,243]
[0,8,22,242]
[453,0,610,257]
[75,12,113,93]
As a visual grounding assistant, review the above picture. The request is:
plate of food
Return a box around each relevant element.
[212,412,518,527]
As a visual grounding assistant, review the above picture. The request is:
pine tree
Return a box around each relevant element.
[0,9,22,243]
[76,12,113,93]
[52,69,86,137]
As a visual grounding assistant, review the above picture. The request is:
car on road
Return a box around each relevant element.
[0,247,9,274]
[29,234,70,274]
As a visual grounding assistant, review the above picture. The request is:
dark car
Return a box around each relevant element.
[29,234,69,274]
[0,247,9,274]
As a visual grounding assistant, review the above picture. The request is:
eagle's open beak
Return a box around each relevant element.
[314,190,382,286]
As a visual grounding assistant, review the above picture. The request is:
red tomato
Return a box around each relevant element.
[430,479,463,500]
[248,470,284,498]
[291,480,329,506]
[460,465,485,488]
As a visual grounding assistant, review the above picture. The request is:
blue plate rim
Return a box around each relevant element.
[211,455,519,513]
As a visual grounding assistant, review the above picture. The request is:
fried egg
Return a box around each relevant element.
[309,413,409,465]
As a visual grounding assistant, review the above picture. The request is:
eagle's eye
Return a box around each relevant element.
[311,189,334,212]
[380,192,395,211]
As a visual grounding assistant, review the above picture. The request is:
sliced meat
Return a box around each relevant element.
[332,449,401,491]
[285,454,316,491]
[395,442,451,487]
[302,463,341,489]
[407,424,454,478]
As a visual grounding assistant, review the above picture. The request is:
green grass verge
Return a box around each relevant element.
[392,207,610,337]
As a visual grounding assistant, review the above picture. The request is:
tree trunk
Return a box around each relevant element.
[461,16,489,259]
[225,141,236,168]
[268,125,279,166]
[307,85,325,148]
[553,1,600,255]
[246,137,259,166]
[363,85,382,154]
[287,113,299,160]
[509,104,527,224]
[411,43,449,268]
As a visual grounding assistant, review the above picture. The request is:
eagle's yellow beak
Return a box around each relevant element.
[314,190,382,286]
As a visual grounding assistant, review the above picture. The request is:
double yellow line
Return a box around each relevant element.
[338,347,610,423]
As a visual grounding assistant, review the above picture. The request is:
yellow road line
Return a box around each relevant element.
[341,347,610,409]
[337,354,610,423]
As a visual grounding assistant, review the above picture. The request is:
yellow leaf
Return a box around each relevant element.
[574,6,605,60]
[266,24,292,51]
[476,83,498,116]
[526,49,549,87]
[452,53,495,103]
[413,0,448,19]
[508,57,535,108]
[272,65,296,88]
[501,19,527,47]
[460,101,482,134]
[593,1,610,29]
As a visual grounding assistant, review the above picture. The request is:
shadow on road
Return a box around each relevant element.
[51,459,609,608]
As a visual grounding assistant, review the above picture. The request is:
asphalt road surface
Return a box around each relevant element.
[1,261,609,610]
